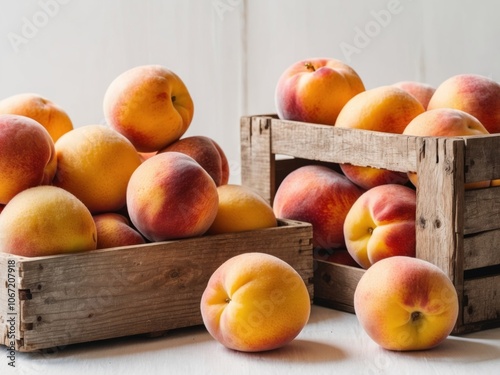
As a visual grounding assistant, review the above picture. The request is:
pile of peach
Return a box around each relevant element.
[274,57,500,269]
[0,65,277,258]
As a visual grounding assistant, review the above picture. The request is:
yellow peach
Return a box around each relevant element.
[0,93,73,142]
[200,252,311,352]
[427,74,500,134]
[0,185,97,257]
[103,65,194,152]
[354,256,459,351]
[275,58,365,125]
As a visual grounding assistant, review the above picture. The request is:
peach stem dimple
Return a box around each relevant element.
[411,311,422,322]
[225,297,231,304]
[304,62,316,72]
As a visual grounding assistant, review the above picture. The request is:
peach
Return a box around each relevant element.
[392,81,436,109]
[343,184,416,269]
[427,74,500,134]
[273,165,364,249]
[126,152,219,242]
[403,108,490,189]
[93,212,146,249]
[275,58,365,125]
[0,185,97,257]
[0,93,73,142]
[0,114,56,204]
[159,135,230,186]
[335,85,425,189]
[103,64,194,152]
[200,252,311,352]
[354,256,459,351]
[207,184,277,235]
[53,125,143,214]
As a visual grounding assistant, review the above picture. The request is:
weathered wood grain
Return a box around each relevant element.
[463,274,500,325]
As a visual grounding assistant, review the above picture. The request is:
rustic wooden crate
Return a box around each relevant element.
[0,219,313,352]
[241,114,500,335]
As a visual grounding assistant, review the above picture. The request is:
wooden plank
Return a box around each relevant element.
[270,118,419,173]
[463,229,500,270]
[463,274,500,325]
[415,137,465,328]
[240,116,275,203]
[313,260,365,312]
[6,219,313,351]
[463,186,500,235]
[463,134,500,183]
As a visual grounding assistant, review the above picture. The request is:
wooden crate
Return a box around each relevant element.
[241,114,500,335]
[0,219,313,352]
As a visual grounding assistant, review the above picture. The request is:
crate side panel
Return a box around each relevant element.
[463,274,500,325]
[270,119,419,172]
[463,187,500,235]
[15,221,313,351]
[240,116,275,203]
[463,229,500,270]
[313,261,365,313]
[464,135,500,183]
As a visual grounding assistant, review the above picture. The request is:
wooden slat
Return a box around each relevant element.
[463,229,500,270]
[313,260,365,313]
[463,274,500,324]
[463,186,500,234]
[240,116,275,203]
[270,118,419,173]
[7,219,313,351]
[463,134,500,182]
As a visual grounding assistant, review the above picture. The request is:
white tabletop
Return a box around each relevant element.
[3,305,500,375]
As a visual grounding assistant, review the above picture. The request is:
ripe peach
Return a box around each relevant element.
[0,93,73,142]
[403,108,490,189]
[159,135,230,186]
[427,74,500,134]
[103,64,194,152]
[392,81,436,109]
[275,58,365,125]
[335,85,425,189]
[0,185,97,257]
[200,252,311,352]
[126,152,219,242]
[273,165,364,249]
[53,125,143,214]
[343,184,416,269]
[354,256,459,351]
[207,184,277,235]
[93,213,146,249]
[0,114,56,204]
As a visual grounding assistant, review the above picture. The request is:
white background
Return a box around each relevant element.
[1,0,499,183]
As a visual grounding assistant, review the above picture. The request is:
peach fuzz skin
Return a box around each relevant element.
[343,184,416,269]
[427,74,500,134]
[275,58,365,125]
[273,165,364,249]
[126,152,219,242]
[93,213,145,249]
[392,81,436,109]
[354,256,459,351]
[103,65,194,152]
[200,252,311,352]
[0,114,56,204]
[403,108,490,189]
[159,135,229,186]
